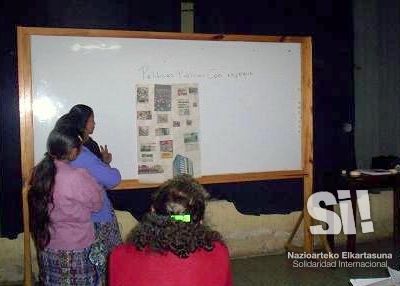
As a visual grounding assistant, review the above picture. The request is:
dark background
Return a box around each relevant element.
[0,0,355,237]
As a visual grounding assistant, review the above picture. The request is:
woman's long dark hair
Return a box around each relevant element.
[68,104,103,159]
[68,104,93,136]
[129,175,222,258]
[28,127,82,250]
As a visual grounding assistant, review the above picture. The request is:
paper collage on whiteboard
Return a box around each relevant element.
[136,83,201,183]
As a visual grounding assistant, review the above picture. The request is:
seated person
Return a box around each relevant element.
[109,174,232,286]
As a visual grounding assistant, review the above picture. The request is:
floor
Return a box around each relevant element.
[231,238,399,286]
[1,239,398,286]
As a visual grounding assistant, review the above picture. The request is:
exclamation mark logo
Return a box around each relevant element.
[337,190,356,235]
[356,190,374,233]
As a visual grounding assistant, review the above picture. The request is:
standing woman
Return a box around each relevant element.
[28,127,103,285]
[66,105,122,275]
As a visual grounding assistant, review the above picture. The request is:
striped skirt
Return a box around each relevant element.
[93,211,122,283]
[38,246,99,286]
[93,211,122,258]
[38,213,121,285]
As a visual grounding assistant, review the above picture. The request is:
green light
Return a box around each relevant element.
[170,214,191,222]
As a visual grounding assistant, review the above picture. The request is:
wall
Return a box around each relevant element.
[354,0,400,168]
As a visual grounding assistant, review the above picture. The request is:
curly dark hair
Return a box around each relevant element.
[28,127,82,250]
[129,175,223,258]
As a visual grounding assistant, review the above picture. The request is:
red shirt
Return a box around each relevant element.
[109,242,233,286]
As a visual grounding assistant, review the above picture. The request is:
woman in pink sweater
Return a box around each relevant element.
[109,174,232,286]
[28,126,103,285]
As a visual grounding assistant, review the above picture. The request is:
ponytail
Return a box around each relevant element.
[28,155,56,250]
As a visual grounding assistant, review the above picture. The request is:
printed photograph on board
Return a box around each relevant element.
[135,83,201,182]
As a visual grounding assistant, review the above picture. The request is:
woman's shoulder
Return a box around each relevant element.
[73,146,100,165]
[84,137,102,158]
[186,241,230,260]
[210,241,230,256]
[73,166,94,178]
[55,162,98,188]
[190,241,230,263]
[55,160,80,175]
[111,243,138,259]
[57,161,94,181]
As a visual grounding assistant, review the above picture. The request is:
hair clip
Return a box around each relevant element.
[170,214,191,223]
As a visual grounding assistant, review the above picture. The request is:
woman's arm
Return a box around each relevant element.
[71,147,121,189]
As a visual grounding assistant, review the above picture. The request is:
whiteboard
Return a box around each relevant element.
[20,29,309,186]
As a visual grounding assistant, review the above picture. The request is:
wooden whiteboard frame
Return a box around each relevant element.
[18,25,313,242]
[18,28,314,285]
[18,25,314,246]
[18,26,313,189]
